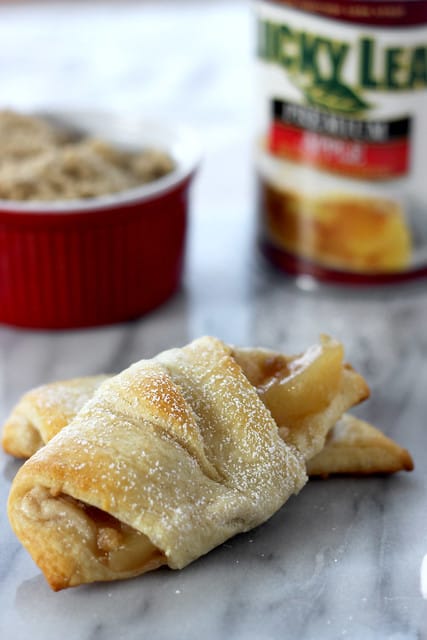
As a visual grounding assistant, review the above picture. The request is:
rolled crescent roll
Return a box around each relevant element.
[8,336,370,590]
[3,336,367,462]
[2,338,412,477]
[2,373,412,477]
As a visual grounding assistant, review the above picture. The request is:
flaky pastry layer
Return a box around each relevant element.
[6,335,404,591]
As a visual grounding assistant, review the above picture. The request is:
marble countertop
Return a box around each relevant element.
[1,2,427,639]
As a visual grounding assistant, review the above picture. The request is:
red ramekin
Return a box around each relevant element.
[0,111,200,329]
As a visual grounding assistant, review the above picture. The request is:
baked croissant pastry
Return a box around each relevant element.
[2,375,108,459]
[2,342,412,477]
[6,336,374,590]
[3,335,366,462]
[306,414,413,477]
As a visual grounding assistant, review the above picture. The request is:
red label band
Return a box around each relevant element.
[269,122,410,179]
[265,0,427,27]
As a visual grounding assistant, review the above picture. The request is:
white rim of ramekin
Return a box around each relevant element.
[0,110,201,214]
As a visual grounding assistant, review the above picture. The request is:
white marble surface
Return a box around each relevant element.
[1,2,427,639]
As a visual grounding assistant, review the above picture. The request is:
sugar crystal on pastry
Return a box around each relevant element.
[6,335,390,590]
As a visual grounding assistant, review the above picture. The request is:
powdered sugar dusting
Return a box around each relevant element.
[20,336,308,576]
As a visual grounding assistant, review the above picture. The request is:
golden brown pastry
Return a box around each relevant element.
[5,335,412,477]
[7,337,305,589]
[3,373,411,478]
[2,375,107,459]
[6,336,371,590]
[3,337,366,462]
[4,336,411,478]
[4,337,412,590]
[307,414,414,477]
[8,338,367,590]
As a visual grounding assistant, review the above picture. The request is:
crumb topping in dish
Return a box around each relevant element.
[0,110,175,201]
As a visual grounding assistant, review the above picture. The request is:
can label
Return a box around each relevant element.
[256,0,427,279]
[270,101,411,179]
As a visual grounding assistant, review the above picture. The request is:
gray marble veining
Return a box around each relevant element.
[1,2,427,639]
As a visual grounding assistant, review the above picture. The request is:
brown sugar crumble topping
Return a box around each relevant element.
[0,110,175,201]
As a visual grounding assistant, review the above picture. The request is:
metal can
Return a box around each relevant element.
[255,0,427,283]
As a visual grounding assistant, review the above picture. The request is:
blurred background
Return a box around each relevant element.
[0,0,253,206]
[0,0,259,339]
[0,0,251,133]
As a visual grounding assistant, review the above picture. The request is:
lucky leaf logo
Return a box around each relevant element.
[258,19,377,115]
[293,77,372,115]
[258,18,427,106]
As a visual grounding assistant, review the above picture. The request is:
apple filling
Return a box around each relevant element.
[20,485,165,575]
